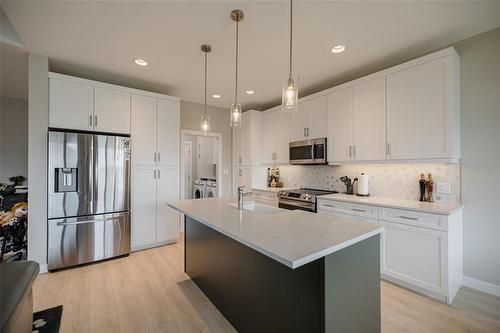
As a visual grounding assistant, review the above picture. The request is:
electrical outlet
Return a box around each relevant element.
[436,182,452,194]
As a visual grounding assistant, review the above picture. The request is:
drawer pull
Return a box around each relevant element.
[322,204,335,208]
[352,208,367,212]
[399,215,419,221]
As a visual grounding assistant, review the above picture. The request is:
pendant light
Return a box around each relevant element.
[230,10,243,127]
[201,44,211,135]
[282,0,298,112]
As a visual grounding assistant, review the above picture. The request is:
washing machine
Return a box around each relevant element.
[205,178,217,198]
[193,178,207,199]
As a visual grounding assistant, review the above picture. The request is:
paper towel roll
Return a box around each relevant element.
[357,173,369,196]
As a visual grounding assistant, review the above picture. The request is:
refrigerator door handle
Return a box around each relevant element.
[57,218,106,226]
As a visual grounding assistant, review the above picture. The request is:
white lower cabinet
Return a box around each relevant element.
[131,166,158,248]
[380,220,446,295]
[132,165,179,250]
[317,198,463,304]
[156,166,180,243]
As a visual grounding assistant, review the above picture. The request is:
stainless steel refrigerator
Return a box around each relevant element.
[47,130,131,270]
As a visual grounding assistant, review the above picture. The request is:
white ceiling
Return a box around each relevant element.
[2,1,500,109]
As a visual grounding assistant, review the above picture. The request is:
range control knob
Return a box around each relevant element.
[303,194,311,200]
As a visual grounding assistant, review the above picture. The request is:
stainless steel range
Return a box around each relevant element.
[277,188,338,212]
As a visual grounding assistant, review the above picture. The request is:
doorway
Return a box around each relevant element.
[180,130,222,201]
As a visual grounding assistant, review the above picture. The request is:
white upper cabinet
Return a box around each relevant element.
[289,101,309,142]
[94,86,131,134]
[262,108,289,165]
[307,96,327,139]
[131,93,157,165]
[327,88,354,163]
[325,48,460,163]
[49,76,93,131]
[49,73,133,134]
[290,96,327,142]
[233,111,261,167]
[157,98,180,166]
[386,54,460,160]
[353,77,387,161]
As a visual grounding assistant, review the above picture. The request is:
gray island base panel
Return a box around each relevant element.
[185,215,381,333]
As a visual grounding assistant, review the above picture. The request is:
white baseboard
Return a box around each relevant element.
[39,263,48,274]
[462,276,500,297]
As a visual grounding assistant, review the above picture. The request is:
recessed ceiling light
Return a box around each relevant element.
[212,94,221,99]
[134,58,148,66]
[245,90,255,95]
[331,45,346,54]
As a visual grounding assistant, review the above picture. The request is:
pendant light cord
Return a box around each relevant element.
[289,0,293,78]
[234,19,239,104]
[204,50,207,117]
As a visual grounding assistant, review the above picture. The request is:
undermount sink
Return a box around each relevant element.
[228,202,282,214]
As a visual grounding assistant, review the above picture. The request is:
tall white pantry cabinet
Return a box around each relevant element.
[131,93,180,251]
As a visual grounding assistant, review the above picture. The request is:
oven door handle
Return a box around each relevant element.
[279,198,314,209]
[311,142,315,160]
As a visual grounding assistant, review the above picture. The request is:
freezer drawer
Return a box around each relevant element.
[48,212,130,270]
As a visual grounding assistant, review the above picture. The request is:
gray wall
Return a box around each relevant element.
[0,97,28,183]
[27,53,49,267]
[454,27,500,286]
[180,101,232,196]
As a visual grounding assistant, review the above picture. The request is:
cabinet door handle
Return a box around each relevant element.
[387,143,392,156]
[399,215,418,221]
[158,169,160,179]
[303,128,306,137]
[349,146,352,157]
[154,152,157,162]
[94,115,98,127]
[307,127,309,137]
[352,208,366,212]
[239,156,242,164]
[158,152,160,162]
[154,170,157,179]
[89,115,93,126]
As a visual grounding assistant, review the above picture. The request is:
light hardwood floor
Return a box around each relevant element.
[34,240,500,333]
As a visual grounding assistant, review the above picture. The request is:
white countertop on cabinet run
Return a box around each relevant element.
[318,193,463,215]
[167,197,382,269]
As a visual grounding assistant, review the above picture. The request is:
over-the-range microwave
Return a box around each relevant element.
[289,138,327,165]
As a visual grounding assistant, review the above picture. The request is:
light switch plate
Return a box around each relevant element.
[436,182,452,194]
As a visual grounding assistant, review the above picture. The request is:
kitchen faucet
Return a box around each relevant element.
[237,186,253,209]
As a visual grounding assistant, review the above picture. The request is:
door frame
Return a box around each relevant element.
[183,141,193,199]
[180,129,223,200]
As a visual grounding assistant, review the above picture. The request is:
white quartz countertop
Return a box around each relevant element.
[167,197,382,269]
[318,193,463,215]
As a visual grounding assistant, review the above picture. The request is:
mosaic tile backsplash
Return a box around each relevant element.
[273,163,461,203]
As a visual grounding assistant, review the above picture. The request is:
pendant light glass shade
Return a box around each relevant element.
[282,0,298,112]
[201,114,210,134]
[282,75,298,112]
[230,102,242,127]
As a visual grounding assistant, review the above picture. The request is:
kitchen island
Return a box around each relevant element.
[168,197,383,333]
